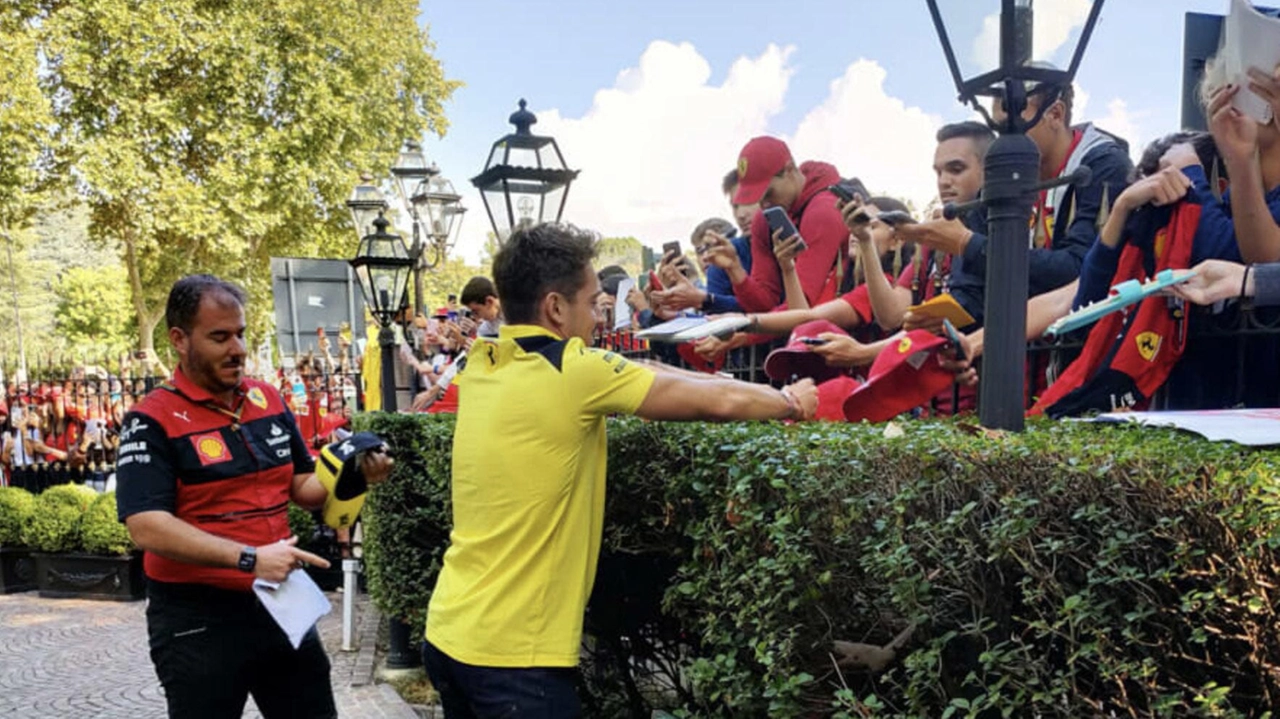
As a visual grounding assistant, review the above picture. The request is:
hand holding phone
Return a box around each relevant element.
[942,319,966,362]
[763,207,806,252]
[876,210,917,227]
[662,241,681,259]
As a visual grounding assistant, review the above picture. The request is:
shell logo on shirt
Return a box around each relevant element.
[191,432,232,466]
[247,387,268,410]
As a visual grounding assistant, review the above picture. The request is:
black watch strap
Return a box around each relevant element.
[701,292,715,311]
[237,546,257,573]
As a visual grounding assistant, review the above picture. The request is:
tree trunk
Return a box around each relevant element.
[121,225,164,375]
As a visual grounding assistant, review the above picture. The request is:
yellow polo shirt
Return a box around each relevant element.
[425,324,656,667]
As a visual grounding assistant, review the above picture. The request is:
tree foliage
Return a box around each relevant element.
[0,5,50,231]
[40,0,459,350]
[595,236,645,279]
[54,265,135,357]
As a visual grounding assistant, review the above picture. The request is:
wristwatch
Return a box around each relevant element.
[237,546,257,573]
[700,292,715,311]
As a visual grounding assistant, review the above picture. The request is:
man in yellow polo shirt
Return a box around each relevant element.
[423,223,818,717]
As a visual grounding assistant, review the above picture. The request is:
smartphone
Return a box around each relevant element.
[648,270,664,292]
[876,210,917,227]
[827,184,856,203]
[763,207,806,251]
[942,319,966,362]
[798,337,829,346]
[662,240,681,259]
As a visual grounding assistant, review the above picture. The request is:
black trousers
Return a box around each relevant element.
[146,580,337,719]
[422,639,582,719]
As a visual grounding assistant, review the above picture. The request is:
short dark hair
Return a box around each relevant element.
[165,274,246,333]
[597,266,630,296]
[866,196,910,216]
[936,121,995,158]
[493,223,598,325]
[1133,131,1223,183]
[1031,82,1074,126]
[459,276,497,306]
[690,218,736,243]
[721,169,739,196]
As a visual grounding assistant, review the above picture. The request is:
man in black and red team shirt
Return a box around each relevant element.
[115,274,393,719]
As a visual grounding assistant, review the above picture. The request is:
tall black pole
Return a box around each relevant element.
[377,320,421,668]
[978,132,1039,432]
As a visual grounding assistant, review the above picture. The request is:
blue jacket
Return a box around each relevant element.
[703,232,753,314]
[1074,163,1280,308]
[950,124,1133,326]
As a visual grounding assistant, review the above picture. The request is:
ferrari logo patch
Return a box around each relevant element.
[897,336,913,354]
[247,387,268,410]
[737,156,748,179]
[1135,331,1162,362]
[191,432,232,466]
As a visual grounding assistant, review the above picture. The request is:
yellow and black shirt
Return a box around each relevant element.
[426,324,656,668]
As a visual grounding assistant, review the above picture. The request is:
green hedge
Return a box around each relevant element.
[0,486,35,545]
[360,413,1280,717]
[80,492,135,556]
[22,483,98,553]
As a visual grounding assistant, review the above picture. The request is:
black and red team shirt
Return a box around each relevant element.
[115,368,315,591]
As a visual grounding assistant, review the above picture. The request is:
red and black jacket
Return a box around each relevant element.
[115,369,315,591]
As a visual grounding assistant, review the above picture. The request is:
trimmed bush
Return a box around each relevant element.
[288,502,318,543]
[22,483,97,553]
[80,492,134,556]
[361,413,1280,717]
[0,486,35,545]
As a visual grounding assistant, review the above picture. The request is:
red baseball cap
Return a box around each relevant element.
[842,330,956,423]
[732,136,793,206]
[764,320,848,385]
[815,376,862,422]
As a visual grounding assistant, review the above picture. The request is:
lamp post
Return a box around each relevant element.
[927,0,1105,431]
[471,99,580,242]
[346,208,418,668]
[390,141,467,317]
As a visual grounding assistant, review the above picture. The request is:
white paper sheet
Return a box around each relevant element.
[1087,408,1280,447]
[614,278,635,330]
[1224,0,1280,124]
[253,570,332,649]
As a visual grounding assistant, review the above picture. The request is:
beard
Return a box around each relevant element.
[188,346,243,395]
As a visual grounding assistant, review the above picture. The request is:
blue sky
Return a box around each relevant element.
[412,0,1236,261]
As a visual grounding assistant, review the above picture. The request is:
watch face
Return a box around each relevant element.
[238,547,256,572]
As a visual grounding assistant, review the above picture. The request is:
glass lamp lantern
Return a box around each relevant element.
[349,214,414,328]
[926,0,1105,132]
[470,99,580,242]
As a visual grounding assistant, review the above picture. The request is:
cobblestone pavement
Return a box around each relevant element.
[0,587,419,718]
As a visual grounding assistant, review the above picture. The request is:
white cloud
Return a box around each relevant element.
[451,42,946,263]
[973,0,1093,72]
[789,59,943,210]
[1076,86,1148,163]
[450,41,794,261]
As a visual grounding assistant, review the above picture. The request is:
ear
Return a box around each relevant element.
[168,326,188,360]
[542,291,568,329]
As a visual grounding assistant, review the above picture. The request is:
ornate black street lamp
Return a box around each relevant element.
[927,0,1105,431]
[471,99,580,242]
[390,141,467,317]
[344,198,418,668]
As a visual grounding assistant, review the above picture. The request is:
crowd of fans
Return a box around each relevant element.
[6,54,1280,491]
[590,55,1280,421]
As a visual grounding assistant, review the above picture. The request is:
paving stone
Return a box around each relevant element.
[0,588,420,718]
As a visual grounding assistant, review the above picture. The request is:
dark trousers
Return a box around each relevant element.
[145,580,337,719]
[422,639,581,719]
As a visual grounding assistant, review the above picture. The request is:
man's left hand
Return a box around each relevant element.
[895,218,973,257]
[360,446,395,485]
